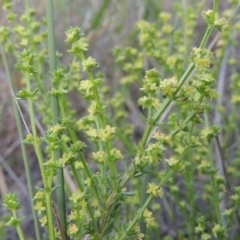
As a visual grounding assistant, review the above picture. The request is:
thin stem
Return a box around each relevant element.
[45,193,55,240]
[0,44,41,240]
[204,112,223,227]
[71,165,96,223]
[120,0,218,191]
[119,171,173,240]
[119,147,190,240]
[79,52,118,191]
[58,93,101,201]
[25,72,55,239]
[46,0,67,236]
[12,210,25,240]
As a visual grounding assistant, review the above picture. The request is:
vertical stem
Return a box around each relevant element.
[25,72,55,239]
[204,113,223,226]
[0,44,41,240]
[12,210,25,240]
[46,0,67,237]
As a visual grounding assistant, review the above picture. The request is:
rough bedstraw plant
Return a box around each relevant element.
[1,0,240,239]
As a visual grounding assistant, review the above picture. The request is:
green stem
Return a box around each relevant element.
[71,164,96,223]
[58,93,101,201]
[45,193,55,240]
[79,52,117,190]
[0,44,41,240]
[119,147,190,240]
[120,0,218,189]
[185,164,195,239]
[204,113,223,226]
[12,210,25,240]
[119,170,173,240]
[25,72,55,239]
[46,0,67,237]
[80,154,101,199]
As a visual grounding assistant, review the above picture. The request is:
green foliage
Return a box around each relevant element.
[1,0,240,239]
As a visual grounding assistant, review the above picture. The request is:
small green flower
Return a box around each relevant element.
[99,125,116,142]
[58,152,76,167]
[110,148,123,162]
[39,215,47,227]
[214,17,228,32]
[223,208,235,217]
[192,47,214,70]
[146,183,164,198]
[5,216,23,228]
[159,12,171,22]
[3,193,21,211]
[212,224,226,238]
[52,68,67,85]
[138,96,161,109]
[0,27,11,43]
[14,25,27,37]
[143,209,156,227]
[33,191,45,200]
[165,157,179,168]
[230,193,240,206]
[202,10,216,25]
[3,0,13,10]
[200,233,211,240]
[82,57,99,71]
[86,127,99,141]
[68,38,88,55]
[195,224,204,233]
[132,224,145,240]
[16,49,36,73]
[79,80,94,96]
[47,124,66,137]
[23,133,34,145]
[33,200,46,215]
[71,141,86,153]
[197,160,215,175]
[65,27,83,44]
[69,191,85,204]
[140,68,161,95]
[68,211,77,221]
[68,223,79,237]
[92,151,106,163]
[152,132,172,146]
[16,88,39,100]
[159,77,178,99]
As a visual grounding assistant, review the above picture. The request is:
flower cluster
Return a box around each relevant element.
[192,47,214,70]
[138,69,162,110]
[0,27,11,44]
[143,209,156,227]
[3,193,21,211]
[86,125,116,142]
[33,191,47,227]
[146,183,164,198]
[67,191,88,238]
[134,142,165,166]
[79,78,102,100]
[202,10,228,32]
[15,49,36,74]
[159,77,178,99]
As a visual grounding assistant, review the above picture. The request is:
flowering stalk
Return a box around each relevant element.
[0,42,41,240]
[46,0,67,237]
[15,50,55,240]
[119,0,223,192]
[3,194,25,240]
[119,146,191,240]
